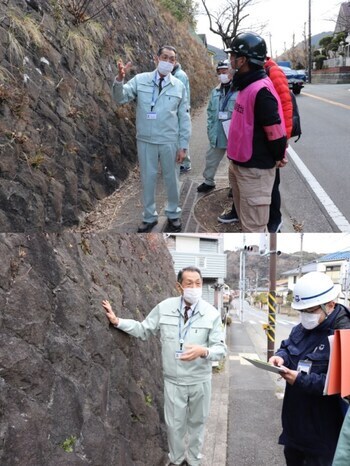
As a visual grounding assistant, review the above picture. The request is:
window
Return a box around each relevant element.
[196,256,207,268]
[326,265,341,283]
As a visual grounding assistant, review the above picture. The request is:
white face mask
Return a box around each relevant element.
[219,73,230,84]
[300,312,320,330]
[157,60,174,76]
[183,287,202,305]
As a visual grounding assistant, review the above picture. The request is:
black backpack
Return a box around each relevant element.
[290,91,302,142]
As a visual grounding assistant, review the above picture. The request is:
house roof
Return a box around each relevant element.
[281,262,318,276]
[317,251,350,262]
[335,2,350,34]
[168,233,223,240]
[207,44,227,62]
[282,250,350,277]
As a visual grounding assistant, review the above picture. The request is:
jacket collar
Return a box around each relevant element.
[231,69,267,91]
[173,297,206,316]
[148,70,175,86]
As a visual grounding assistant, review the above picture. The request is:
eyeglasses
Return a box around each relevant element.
[300,306,321,314]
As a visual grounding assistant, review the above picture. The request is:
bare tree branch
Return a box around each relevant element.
[200,0,265,47]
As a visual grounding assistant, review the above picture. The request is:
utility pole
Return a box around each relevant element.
[268,32,273,58]
[267,234,278,361]
[308,0,312,83]
[239,249,246,322]
[298,233,304,277]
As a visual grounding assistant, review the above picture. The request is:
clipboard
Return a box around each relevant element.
[242,356,287,374]
[324,329,350,397]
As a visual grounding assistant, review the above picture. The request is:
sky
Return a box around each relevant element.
[223,233,350,254]
[196,0,342,56]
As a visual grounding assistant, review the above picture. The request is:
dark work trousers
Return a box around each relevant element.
[284,446,334,466]
[268,168,281,232]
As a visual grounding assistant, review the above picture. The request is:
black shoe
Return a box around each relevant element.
[268,219,283,233]
[197,183,215,193]
[165,218,182,232]
[218,210,239,223]
[137,221,158,233]
[180,166,191,173]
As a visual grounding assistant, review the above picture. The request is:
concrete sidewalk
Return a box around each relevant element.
[104,105,335,233]
[201,313,285,466]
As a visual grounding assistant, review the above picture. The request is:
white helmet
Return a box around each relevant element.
[292,272,339,310]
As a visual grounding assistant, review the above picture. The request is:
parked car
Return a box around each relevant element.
[279,66,305,94]
[296,69,307,82]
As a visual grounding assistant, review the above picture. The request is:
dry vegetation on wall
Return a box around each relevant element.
[0,0,215,232]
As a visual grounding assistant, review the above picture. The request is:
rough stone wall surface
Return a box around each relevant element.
[0,0,215,232]
[0,232,177,466]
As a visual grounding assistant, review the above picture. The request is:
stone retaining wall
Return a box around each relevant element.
[311,66,350,84]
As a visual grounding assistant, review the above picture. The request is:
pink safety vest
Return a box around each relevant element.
[227,77,285,163]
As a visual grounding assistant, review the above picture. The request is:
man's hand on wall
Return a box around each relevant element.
[102,300,119,326]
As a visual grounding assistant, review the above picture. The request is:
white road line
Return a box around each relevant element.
[287,145,350,232]
[277,320,292,325]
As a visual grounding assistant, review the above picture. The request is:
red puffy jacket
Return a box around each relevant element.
[264,57,293,139]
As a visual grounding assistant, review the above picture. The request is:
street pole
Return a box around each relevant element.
[239,249,246,322]
[298,233,304,278]
[308,0,312,83]
[267,234,277,361]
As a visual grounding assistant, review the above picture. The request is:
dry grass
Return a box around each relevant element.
[7,31,25,63]
[7,9,44,47]
[0,65,15,82]
[85,20,105,44]
[28,152,45,169]
[66,28,98,67]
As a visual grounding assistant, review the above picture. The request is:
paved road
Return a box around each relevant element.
[226,316,286,466]
[286,83,350,231]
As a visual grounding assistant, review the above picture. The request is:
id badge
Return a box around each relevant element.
[218,111,228,120]
[175,350,183,359]
[147,112,157,120]
[297,360,312,374]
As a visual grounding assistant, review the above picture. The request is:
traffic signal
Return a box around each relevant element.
[244,245,254,252]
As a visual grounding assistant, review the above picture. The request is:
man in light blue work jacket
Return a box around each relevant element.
[197,60,239,224]
[197,62,236,191]
[172,63,191,173]
[112,45,191,233]
[102,266,226,466]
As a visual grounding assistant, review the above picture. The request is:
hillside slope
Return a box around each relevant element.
[0,0,215,232]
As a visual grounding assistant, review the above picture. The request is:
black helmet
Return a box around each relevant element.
[225,32,267,66]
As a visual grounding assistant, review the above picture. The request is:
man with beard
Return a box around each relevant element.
[225,32,287,232]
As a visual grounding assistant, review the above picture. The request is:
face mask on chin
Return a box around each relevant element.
[300,312,320,330]
[157,60,174,76]
[182,287,202,305]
